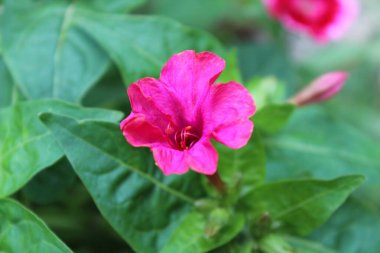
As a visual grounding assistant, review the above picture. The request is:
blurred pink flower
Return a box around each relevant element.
[290,71,348,106]
[120,50,256,176]
[263,0,358,42]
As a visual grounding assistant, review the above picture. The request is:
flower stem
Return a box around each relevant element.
[207,172,226,194]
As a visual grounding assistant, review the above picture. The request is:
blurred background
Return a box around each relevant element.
[9,0,379,252]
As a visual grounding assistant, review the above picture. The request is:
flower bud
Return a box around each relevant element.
[289,72,348,106]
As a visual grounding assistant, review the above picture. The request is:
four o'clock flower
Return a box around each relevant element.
[289,71,348,106]
[120,50,256,176]
[263,0,359,42]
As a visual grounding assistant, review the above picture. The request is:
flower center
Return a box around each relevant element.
[173,126,200,150]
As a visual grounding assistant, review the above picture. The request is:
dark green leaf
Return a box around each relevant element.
[161,211,244,253]
[0,99,122,198]
[0,198,72,253]
[254,104,295,133]
[74,10,224,85]
[22,158,76,205]
[241,176,364,235]
[40,113,218,253]
[2,0,110,102]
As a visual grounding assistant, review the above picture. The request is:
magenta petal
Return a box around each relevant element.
[186,140,218,175]
[134,77,184,127]
[120,113,166,148]
[205,81,255,148]
[160,50,225,119]
[214,120,254,149]
[152,147,189,175]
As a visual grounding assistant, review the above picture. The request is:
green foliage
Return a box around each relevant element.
[161,211,244,253]
[74,10,224,85]
[0,0,376,251]
[254,104,295,134]
[41,113,231,252]
[216,130,266,196]
[0,199,72,253]
[310,200,380,253]
[0,99,122,198]
[265,107,380,187]
[242,176,364,235]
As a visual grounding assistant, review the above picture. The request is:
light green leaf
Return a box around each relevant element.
[0,99,122,198]
[241,176,364,235]
[310,200,380,253]
[254,104,295,134]
[74,10,224,85]
[161,211,244,253]
[40,113,214,253]
[260,234,337,253]
[265,107,380,187]
[247,77,286,110]
[0,198,72,253]
[260,234,294,253]
[216,130,266,195]
[2,0,110,102]
[285,236,337,253]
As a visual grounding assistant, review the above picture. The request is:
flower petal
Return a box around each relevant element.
[160,50,225,121]
[120,113,167,148]
[213,120,254,149]
[128,81,173,131]
[152,147,188,175]
[186,140,218,175]
[204,81,255,148]
[133,77,185,127]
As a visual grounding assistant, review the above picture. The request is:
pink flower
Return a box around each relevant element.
[120,50,256,176]
[263,0,359,42]
[290,71,348,106]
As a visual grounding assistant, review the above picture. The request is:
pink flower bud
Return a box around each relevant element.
[263,0,359,42]
[290,72,348,106]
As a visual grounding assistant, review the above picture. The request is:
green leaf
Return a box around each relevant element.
[265,107,380,187]
[0,99,122,198]
[216,130,266,195]
[2,0,110,102]
[77,0,145,13]
[241,176,364,235]
[218,49,243,84]
[310,199,380,253]
[21,158,76,205]
[246,77,286,110]
[285,236,337,253]
[260,234,294,253]
[40,113,217,253]
[260,234,337,253]
[74,10,224,85]
[254,104,295,134]
[0,198,72,253]
[161,211,244,253]
[0,57,14,108]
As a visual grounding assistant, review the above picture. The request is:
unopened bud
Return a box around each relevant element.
[204,208,230,238]
[289,72,348,106]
